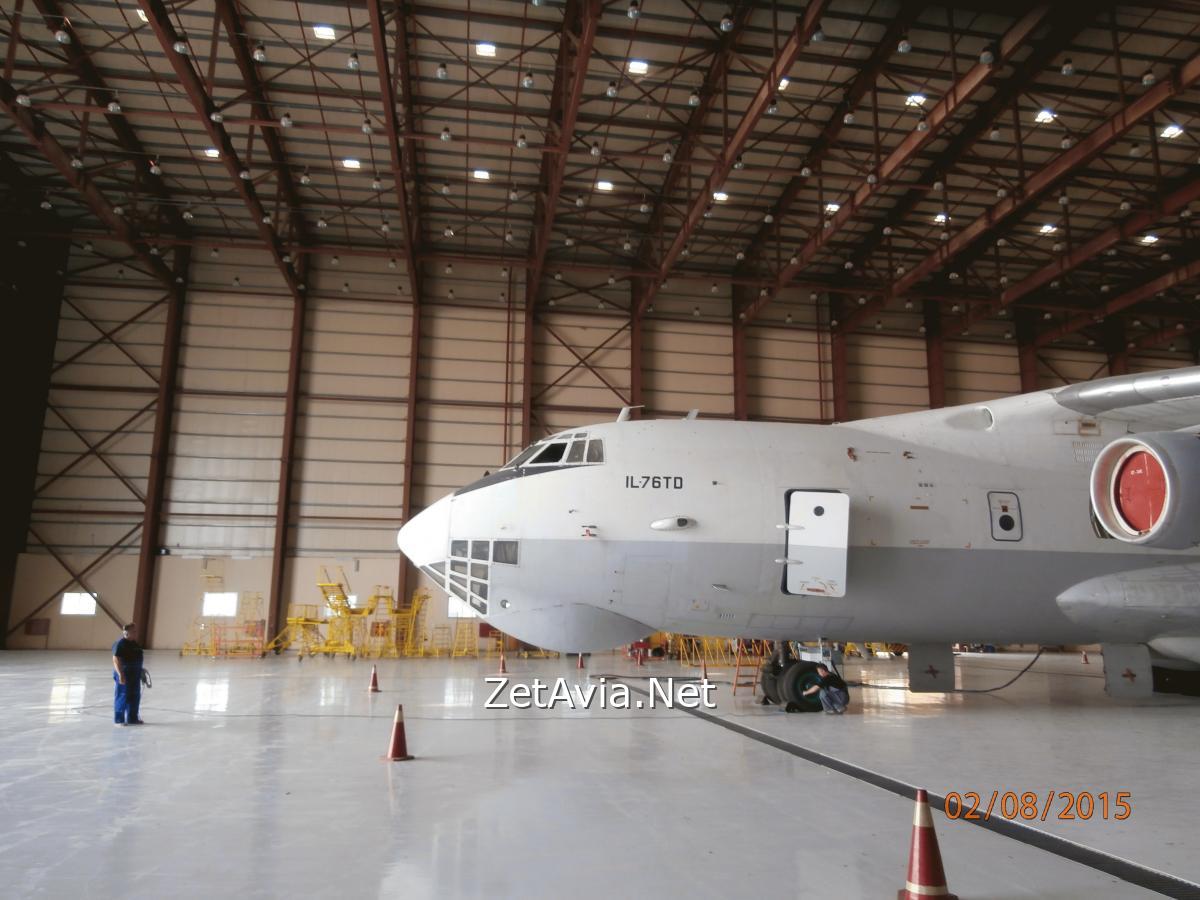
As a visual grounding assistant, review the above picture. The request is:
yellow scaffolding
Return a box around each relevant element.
[180,618,216,656]
[428,624,451,657]
[451,619,478,658]
[263,604,326,658]
[397,589,429,657]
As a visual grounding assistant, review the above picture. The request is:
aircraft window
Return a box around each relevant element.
[469,596,487,614]
[573,432,588,439]
[494,541,519,564]
[586,439,604,463]
[471,563,489,580]
[450,540,467,558]
[449,582,467,601]
[450,559,467,576]
[503,446,540,469]
[449,571,467,589]
[428,561,446,576]
[471,581,489,600]
[470,541,490,561]
[529,441,568,465]
[566,440,586,463]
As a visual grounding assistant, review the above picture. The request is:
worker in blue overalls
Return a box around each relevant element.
[112,623,144,726]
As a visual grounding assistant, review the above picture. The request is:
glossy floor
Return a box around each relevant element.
[1,649,1195,899]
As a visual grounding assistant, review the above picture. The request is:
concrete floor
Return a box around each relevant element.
[1,650,1197,899]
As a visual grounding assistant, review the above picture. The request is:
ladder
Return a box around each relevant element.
[429,624,451,657]
[451,619,478,657]
[732,641,766,696]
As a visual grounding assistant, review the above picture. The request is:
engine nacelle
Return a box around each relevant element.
[1090,432,1200,549]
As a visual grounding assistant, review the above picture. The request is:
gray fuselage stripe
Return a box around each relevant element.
[620,682,1199,899]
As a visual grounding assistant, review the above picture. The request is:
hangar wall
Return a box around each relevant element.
[5,245,1191,649]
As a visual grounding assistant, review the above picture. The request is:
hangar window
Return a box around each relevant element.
[61,591,97,615]
[494,541,519,564]
[202,591,239,617]
[528,441,568,465]
[586,439,604,463]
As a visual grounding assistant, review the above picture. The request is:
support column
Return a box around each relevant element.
[830,297,849,422]
[132,247,190,645]
[923,300,945,409]
[1015,309,1039,393]
[397,296,421,606]
[1,231,68,646]
[629,282,643,419]
[1104,319,1129,376]
[732,288,749,421]
[520,279,537,446]
[267,275,308,637]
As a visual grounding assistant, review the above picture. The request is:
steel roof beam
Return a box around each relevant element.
[525,0,601,304]
[0,75,176,289]
[957,175,1200,332]
[843,49,1200,333]
[735,0,924,273]
[636,1,830,319]
[137,0,305,298]
[366,0,421,301]
[1035,257,1200,347]
[743,5,1054,324]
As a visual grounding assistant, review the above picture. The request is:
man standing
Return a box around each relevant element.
[112,623,144,726]
[803,662,850,714]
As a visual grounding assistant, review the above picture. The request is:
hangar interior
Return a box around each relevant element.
[3,0,1200,896]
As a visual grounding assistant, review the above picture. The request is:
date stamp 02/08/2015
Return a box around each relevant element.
[944,790,1132,823]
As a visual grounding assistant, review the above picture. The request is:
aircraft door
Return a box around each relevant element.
[781,490,849,597]
[987,491,1023,541]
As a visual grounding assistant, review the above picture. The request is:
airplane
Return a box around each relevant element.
[397,366,1200,702]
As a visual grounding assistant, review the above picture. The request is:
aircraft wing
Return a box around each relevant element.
[1053,366,1200,431]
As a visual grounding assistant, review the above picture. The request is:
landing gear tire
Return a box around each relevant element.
[759,662,782,705]
[779,661,823,713]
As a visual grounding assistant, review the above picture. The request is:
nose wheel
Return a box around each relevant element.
[759,659,823,712]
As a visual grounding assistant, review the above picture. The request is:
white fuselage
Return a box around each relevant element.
[398,390,1198,652]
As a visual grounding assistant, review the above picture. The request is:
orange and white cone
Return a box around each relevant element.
[382,704,413,761]
[898,789,956,900]
[1081,649,1089,664]
[498,650,508,675]
[368,664,381,692]
[577,652,585,670]
[702,657,709,682]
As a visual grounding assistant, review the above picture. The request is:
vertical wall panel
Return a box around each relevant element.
[846,334,929,419]
[943,340,1022,406]
[745,324,827,421]
[642,319,735,417]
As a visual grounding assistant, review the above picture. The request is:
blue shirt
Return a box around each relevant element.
[112,637,143,668]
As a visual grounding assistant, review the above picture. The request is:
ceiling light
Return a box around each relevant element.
[628,60,648,75]
[300,170,312,185]
[989,126,1001,140]
[607,274,616,285]
[252,43,266,63]
[733,155,745,169]
[623,238,632,251]
[1039,223,1056,235]
[313,25,336,40]
[1035,108,1055,123]
[606,81,618,98]
[442,182,451,195]
[898,36,912,54]
[70,155,84,169]
[811,24,824,42]
[477,42,497,57]
[209,110,224,123]
[436,62,448,79]
[778,77,789,91]
[522,71,534,89]
[597,180,614,191]
[689,90,701,107]
[149,160,162,176]
[1060,136,1073,150]
[713,191,729,202]
[916,117,929,132]
[720,12,735,32]
[1140,234,1159,244]
[239,169,251,181]
[15,93,31,107]
[505,230,514,243]
[934,212,948,224]
[843,112,855,125]
[173,39,189,55]
[1061,58,1074,76]
[204,147,220,159]
[54,28,71,44]
[181,208,195,222]
[627,0,640,19]
[800,166,812,177]
[279,112,293,127]
[474,169,490,180]
[444,226,454,237]
[440,127,452,142]
[825,202,840,214]
[508,188,518,201]
[1142,69,1156,86]
[361,118,373,135]
[107,98,122,113]
[137,9,148,22]
[1161,124,1184,140]
[906,93,926,107]
[575,195,585,207]
[590,141,602,157]
[979,46,995,65]
[766,97,779,115]
[764,212,774,223]
[1129,143,1143,157]
[39,197,52,211]
[347,52,360,71]
[516,133,528,149]
[662,148,673,163]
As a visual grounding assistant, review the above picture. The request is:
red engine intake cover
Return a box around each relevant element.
[1115,450,1167,534]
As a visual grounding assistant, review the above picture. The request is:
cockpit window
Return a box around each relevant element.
[566,440,586,463]
[502,445,540,470]
[586,439,604,463]
[528,441,568,465]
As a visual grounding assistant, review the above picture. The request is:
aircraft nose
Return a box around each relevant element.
[397,493,452,566]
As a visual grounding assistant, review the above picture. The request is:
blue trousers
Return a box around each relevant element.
[114,667,142,724]
[818,686,848,713]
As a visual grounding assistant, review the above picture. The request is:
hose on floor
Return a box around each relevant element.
[841,647,1046,694]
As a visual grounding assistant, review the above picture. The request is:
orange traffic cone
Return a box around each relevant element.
[898,789,956,900]
[577,652,585,670]
[635,646,644,667]
[1081,649,1089,664]
[382,704,413,761]
[498,650,508,675]
[368,664,381,692]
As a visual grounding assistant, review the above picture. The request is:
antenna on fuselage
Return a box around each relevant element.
[684,409,699,420]
[616,405,645,422]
